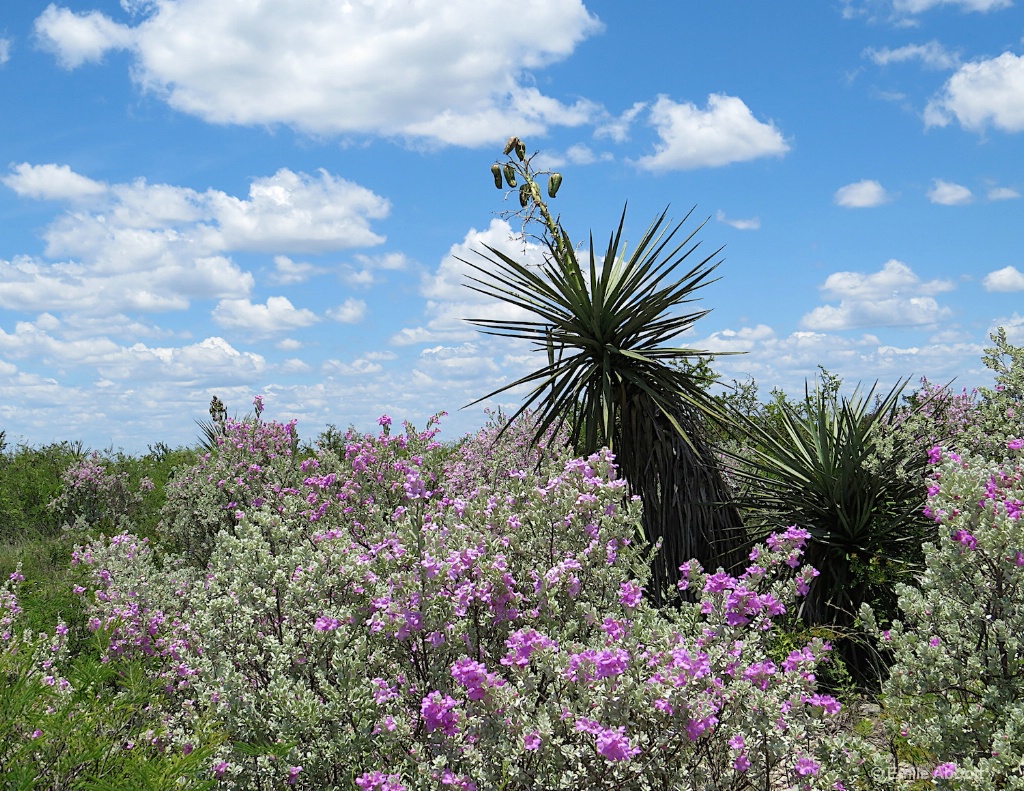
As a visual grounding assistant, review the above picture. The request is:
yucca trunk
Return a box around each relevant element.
[615,390,746,600]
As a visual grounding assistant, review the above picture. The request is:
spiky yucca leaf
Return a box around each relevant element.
[725,379,932,629]
[465,207,726,449]
[464,206,745,594]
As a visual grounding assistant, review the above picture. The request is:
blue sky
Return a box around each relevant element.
[1,0,1022,452]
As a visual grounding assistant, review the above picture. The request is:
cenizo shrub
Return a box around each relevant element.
[159,397,304,566]
[48,451,154,534]
[73,410,852,790]
[940,328,1024,462]
[862,443,1024,789]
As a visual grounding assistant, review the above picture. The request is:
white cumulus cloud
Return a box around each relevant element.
[327,299,367,324]
[834,179,892,208]
[33,0,602,146]
[208,169,389,253]
[927,179,973,205]
[3,163,108,200]
[269,255,319,286]
[212,297,319,335]
[34,3,135,68]
[634,94,790,172]
[0,37,11,65]
[925,52,1024,132]
[394,219,546,345]
[802,259,955,330]
[0,163,388,317]
[983,266,1024,291]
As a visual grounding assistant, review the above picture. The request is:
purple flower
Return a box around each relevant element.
[932,762,957,779]
[803,693,842,715]
[501,628,556,667]
[928,446,942,464]
[524,731,541,751]
[287,766,302,785]
[357,772,406,791]
[421,692,460,736]
[795,756,820,777]
[742,660,777,690]
[1008,439,1024,450]
[601,617,627,642]
[595,726,640,761]
[378,415,392,428]
[314,615,341,631]
[618,580,643,608]
[953,530,977,550]
[703,571,734,593]
[451,657,504,700]
[593,648,629,679]
[685,715,718,741]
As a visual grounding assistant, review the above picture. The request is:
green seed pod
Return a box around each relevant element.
[519,183,530,207]
[503,163,517,188]
[490,164,503,189]
[547,172,562,198]
[514,140,527,161]
[503,136,519,156]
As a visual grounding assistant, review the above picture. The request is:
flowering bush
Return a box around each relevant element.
[160,397,303,566]
[441,407,569,494]
[961,329,1024,460]
[69,409,855,790]
[48,451,153,533]
[863,443,1024,790]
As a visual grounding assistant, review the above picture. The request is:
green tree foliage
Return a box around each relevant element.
[0,441,86,543]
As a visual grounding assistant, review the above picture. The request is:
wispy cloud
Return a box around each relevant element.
[716,210,761,230]
[864,41,960,69]
[987,186,1021,200]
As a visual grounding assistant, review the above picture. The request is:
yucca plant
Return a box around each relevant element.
[464,139,745,597]
[723,378,936,675]
[194,395,229,453]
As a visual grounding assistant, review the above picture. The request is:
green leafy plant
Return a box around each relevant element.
[465,137,745,595]
[1,571,224,790]
[724,379,934,649]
